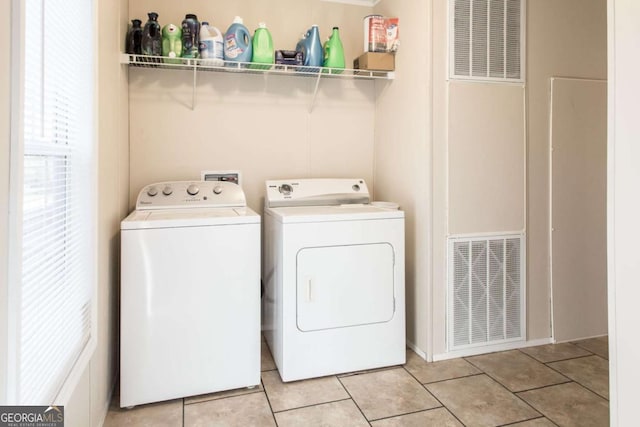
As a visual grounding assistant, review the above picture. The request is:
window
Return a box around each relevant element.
[8,0,95,404]
[450,0,525,82]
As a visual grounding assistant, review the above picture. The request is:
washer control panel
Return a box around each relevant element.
[265,179,370,208]
[137,181,246,210]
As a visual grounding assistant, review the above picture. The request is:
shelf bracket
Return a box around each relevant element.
[191,64,198,110]
[309,72,323,113]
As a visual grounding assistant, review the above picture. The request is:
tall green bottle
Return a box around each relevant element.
[323,27,345,72]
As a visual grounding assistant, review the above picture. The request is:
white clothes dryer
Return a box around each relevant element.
[262,178,405,382]
[120,181,260,407]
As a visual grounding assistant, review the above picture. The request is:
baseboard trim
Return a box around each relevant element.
[406,340,430,361]
[432,337,553,361]
[553,333,607,344]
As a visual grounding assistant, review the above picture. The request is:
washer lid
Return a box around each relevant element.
[121,207,260,230]
[266,204,404,224]
[265,178,370,208]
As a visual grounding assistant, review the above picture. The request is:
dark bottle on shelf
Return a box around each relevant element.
[181,14,200,58]
[142,12,162,60]
[126,19,143,55]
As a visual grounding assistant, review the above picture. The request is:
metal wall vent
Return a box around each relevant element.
[450,0,525,82]
[447,234,525,351]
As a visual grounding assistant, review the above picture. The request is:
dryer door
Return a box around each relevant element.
[296,243,395,331]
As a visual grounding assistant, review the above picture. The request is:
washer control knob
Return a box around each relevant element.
[213,186,223,195]
[187,184,199,196]
[352,184,361,192]
[162,186,173,196]
[147,186,158,197]
[279,184,293,195]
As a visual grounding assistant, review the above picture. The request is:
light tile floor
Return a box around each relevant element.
[105,336,609,427]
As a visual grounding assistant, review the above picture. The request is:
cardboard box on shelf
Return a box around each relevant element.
[353,52,395,71]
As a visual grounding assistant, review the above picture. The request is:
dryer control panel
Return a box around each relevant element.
[265,179,370,208]
[136,181,247,210]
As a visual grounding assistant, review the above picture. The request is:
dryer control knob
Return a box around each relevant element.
[162,186,173,196]
[213,186,223,195]
[279,184,293,195]
[147,186,158,197]
[187,184,199,196]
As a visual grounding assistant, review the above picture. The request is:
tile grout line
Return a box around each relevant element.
[459,359,546,420]
[518,349,593,371]
[343,363,465,427]
[334,375,373,426]
[183,387,264,406]
[259,378,280,427]
[516,345,595,364]
[543,357,609,401]
[536,361,611,403]
[497,415,559,427]
[412,370,485,387]
[270,396,356,415]
[400,365,468,427]
[463,353,572,392]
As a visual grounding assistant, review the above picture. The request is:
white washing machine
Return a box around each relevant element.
[120,181,260,407]
[262,178,405,382]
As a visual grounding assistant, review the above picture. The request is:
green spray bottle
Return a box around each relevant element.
[323,27,345,72]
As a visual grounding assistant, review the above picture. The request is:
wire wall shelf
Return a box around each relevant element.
[120,53,394,111]
[121,53,394,80]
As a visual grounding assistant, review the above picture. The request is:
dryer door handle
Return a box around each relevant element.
[306,278,313,302]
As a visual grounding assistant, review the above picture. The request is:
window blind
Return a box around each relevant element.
[13,0,95,404]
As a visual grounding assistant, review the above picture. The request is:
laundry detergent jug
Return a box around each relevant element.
[323,27,345,72]
[224,16,252,65]
[198,21,224,66]
[296,25,323,71]
[250,22,274,69]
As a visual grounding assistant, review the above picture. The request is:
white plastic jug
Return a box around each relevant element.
[199,21,224,66]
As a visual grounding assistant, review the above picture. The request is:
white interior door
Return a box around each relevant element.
[296,243,395,332]
[550,78,607,342]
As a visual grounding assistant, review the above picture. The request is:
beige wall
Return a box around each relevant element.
[527,0,607,341]
[550,78,607,342]
[130,0,367,66]
[430,0,449,357]
[128,1,375,212]
[375,0,606,358]
[66,0,130,425]
[448,82,525,235]
[373,0,431,356]
[433,2,527,357]
[0,0,11,404]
